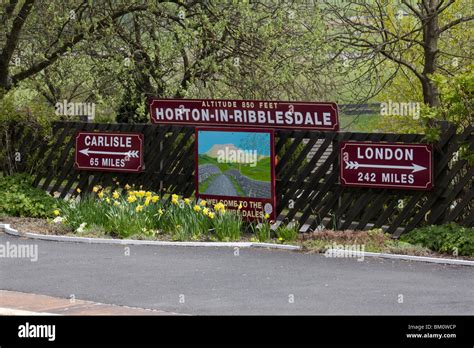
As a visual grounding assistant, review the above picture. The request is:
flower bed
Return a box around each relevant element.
[50,184,298,243]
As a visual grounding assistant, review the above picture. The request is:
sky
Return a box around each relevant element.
[198,130,271,156]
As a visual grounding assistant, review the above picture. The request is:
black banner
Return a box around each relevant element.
[0,315,472,346]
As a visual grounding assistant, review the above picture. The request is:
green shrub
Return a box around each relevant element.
[251,220,272,242]
[0,174,57,218]
[276,221,299,242]
[211,210,242,241]
[400,223,474,257]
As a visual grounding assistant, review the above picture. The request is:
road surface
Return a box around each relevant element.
[0,232,473,315]
[203,173,238,196]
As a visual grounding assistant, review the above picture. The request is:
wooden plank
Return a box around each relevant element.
[355,191,393,230]
[276,131,309,174]
[51,122,89,196]
[443,183,474,223]
[38,122,75,190]
[339,191,374,230]
[391,128,473,235]
[425,164,473,225]
[278,132,339,218]
[278,132,321,189]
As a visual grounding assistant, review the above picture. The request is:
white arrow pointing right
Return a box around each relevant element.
[345,161,427,173]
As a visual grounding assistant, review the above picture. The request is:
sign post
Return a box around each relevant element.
[149,98,339,131]
[340,142,433,190]
[75,131,144,172]
[195,128,276,221]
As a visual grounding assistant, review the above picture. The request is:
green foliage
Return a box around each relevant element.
[0,89,58,174]
[400,223,474,257]
[251,220,272,242]
[428,67,473,131]
[211,210,242,242]
[275,221,299,242]
[0,174,57,218]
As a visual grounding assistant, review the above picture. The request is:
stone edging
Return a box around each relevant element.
[0,223,301,250]
[2,223,473,266]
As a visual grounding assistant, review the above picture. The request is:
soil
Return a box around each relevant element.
[0,216,73,235]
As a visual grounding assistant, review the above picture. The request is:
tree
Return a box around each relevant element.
[323,0,474,107]
[0,1,176,98]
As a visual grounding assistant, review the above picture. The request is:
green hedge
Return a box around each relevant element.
[400,223,474,257]
[0,173,57,218]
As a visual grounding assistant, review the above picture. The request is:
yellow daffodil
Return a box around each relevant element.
[171,194,179,205]
[193,205,201,212]
[199,200,207,207]
[76,188,81,193]
[158,209,164,215]
[214,202,226,213]
[146,191,152,197]
[112,191,120,199]
[184,198,191,205]
[208,212,215,219]
[264,213,270,219]
[203,207,209,215]
[124,184,131,190]
[135,205,144,212]
[238,203,243,210]
[145,197,151,206]
[92,186,100,193]
[53,209,60,216]
[113,200,120,206]
[151,195,159,203]
[127,195,137,203]
[97,191,104,199]
[136,190,146,198]
[105,197,111,204]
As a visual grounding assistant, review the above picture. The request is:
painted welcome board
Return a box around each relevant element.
[149,98,339,131]
[195,128,276,221]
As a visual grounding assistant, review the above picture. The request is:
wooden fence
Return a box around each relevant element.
[4,121,473,235]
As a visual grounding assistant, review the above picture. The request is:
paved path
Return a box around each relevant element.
[1,232,473,315]
[0,290,178,315]
[204,173,238,196]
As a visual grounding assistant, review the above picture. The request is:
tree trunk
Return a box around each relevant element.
[421,1,441,107]
[0,60,11,94]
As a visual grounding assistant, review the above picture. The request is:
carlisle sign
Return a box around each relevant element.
[149,98,339,131]
[75,131,144,172]
[340,142,433,190]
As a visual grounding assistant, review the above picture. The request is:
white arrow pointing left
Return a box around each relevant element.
[79,148,139,158]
